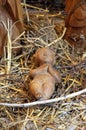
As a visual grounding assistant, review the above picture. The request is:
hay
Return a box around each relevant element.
[0,3,86,130]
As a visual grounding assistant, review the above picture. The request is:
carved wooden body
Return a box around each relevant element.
[0,0,24,56]
[64,0,86,47]
[28,48,61,100]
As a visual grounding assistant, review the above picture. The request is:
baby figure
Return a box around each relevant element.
[28,47,61,100]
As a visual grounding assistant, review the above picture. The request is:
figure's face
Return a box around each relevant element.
[29,73,56,100]
[29,81,43,100]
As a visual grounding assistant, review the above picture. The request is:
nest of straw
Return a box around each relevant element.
[0,3,86,130]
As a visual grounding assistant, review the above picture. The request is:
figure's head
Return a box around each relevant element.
[34,47,55,66]
[29,75,55,100]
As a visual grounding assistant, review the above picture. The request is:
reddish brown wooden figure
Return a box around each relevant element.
[0,0,24,56]
[28,47,61,100]
[64,0,86,47]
